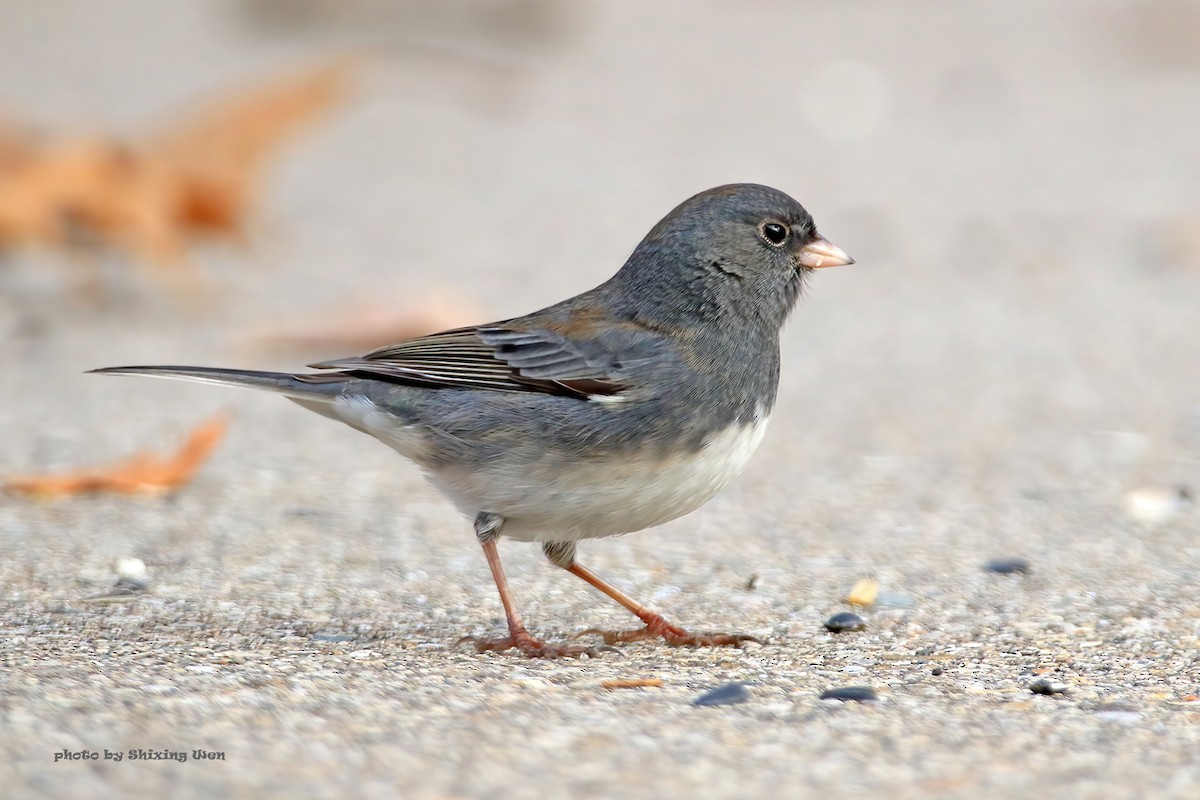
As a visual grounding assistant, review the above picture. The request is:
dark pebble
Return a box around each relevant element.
[820,686,878,702]
[1030,677,1068,695]
[931,667,944,676]
[983,557,1030,575]
[311,633,355,643]
[824,611,867,633]
[692,682,751,707]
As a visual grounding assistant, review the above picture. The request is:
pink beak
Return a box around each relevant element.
[797,236,854,269]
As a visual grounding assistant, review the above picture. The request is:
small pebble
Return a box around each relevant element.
[824,611,867,633]
[115,557,148,581]
[312,633,354,643]
[1030,677,1068,695]
[114,557,151,591]
[1122,485,1191,524]
[845,578,879,607]
[931,667,944,676]
[983,557,1030,575]
[692,683,751,707]
[820,686,878,702]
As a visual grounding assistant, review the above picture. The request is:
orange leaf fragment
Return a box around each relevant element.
[0,60,355,296]
[151,59,357,237]
[600,678,663,690]
[6,415,228,497]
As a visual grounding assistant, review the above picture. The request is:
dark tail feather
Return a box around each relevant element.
[89,365,346,402]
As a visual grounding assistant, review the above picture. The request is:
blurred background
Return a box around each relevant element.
[1,1,1198,796]
[1,1,1196,490]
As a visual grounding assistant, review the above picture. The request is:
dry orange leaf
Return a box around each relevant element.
[149,59,356,240]
[0,60,354,291]
[600,678,663,690]
[6,415,228,497]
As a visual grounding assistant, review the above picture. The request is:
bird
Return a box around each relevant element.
[93,183,853,658]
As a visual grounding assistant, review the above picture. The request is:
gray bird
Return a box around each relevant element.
[94,183,852,658]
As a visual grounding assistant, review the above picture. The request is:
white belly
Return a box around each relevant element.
[430,414,771,542]
[332,394,771,543]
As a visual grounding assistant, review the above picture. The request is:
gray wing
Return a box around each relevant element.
[302,324,666,399]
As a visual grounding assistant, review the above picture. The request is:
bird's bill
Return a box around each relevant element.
[797,236,854,268]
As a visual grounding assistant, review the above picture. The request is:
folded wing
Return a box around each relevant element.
[303,323,663,399]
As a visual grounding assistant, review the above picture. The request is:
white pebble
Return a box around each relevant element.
[115,558,148,582]
[1122,486,1191,523]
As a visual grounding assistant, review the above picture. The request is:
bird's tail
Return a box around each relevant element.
[89,365,346,403]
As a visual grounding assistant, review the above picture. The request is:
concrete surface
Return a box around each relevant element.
[1,1,1198,798]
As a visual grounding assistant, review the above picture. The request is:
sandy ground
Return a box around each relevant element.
[2,1,1199,798]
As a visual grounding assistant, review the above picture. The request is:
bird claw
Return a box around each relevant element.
[664,631,762,647]
[573,619,762,648]
[455,633,611,659]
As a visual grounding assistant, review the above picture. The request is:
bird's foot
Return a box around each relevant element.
[456,631,610,659]
[575,615,762,648]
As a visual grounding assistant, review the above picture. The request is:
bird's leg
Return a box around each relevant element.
[543,542,760,648]
[458,514,602,659]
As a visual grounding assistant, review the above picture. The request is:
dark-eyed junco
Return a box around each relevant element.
[94,183,852,658]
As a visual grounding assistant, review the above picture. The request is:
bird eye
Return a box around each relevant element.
[759,222,788,246]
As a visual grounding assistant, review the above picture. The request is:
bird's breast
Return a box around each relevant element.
[430,407,772,542]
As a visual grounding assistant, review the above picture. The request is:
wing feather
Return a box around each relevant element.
[303,322,656,398]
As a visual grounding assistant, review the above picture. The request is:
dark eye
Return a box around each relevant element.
[759,222,788,246]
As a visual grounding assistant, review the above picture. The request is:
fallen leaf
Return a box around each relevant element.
[5,415,228,497]
[151,59,356,237]
[0,60,355,296]
[601,678,663,690]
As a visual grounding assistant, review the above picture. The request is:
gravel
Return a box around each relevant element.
[2,1,1199,798]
